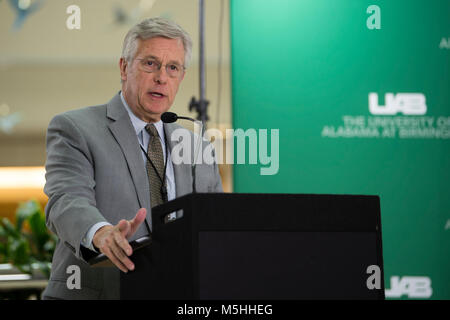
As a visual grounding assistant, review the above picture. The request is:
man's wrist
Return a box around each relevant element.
[83,222,112,252]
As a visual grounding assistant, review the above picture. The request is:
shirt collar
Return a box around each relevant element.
[120,91,164,138]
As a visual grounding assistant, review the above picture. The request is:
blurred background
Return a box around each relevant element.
[0,0,231,299]
[0,0,232,215]
[0,0,449,299]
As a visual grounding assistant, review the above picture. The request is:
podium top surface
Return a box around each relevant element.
[152,192,381,232]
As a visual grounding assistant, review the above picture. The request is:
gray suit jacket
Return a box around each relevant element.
[42,93,222,299]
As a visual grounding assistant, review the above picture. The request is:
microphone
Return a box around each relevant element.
[161,112,178,123]
[161,112,203,194]
[161,112,196,124]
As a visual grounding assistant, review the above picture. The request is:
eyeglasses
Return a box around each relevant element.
[135,58,185,78]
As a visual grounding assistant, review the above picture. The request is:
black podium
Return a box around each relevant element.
[120,193,385,300]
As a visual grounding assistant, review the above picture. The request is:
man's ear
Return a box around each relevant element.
[119,58,128,82]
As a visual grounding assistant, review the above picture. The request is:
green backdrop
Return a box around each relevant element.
[230,0,449,299]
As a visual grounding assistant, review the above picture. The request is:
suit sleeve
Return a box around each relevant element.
[44,113,108,261]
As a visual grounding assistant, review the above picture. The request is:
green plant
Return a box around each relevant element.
[0,200,57,278]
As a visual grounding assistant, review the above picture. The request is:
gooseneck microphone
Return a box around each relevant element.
[161,112,203,194]
[161,112,197,123]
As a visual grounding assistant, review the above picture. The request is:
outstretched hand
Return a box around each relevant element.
[92,208,147,273]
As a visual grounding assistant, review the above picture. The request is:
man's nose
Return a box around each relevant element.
[153,66,168,84]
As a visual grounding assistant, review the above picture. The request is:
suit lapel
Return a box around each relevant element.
[106,94,151,216]
[164,122,193,198]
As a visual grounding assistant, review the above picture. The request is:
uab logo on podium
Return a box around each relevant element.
[369,93,427,115]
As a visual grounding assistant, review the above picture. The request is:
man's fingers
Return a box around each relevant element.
[102,209,147,272]
[101,246,128,273]
[113,231,133,256]
[131,208,147,226]
[118,219,130,237]
[129,208,147,236]
[110,240,135,271]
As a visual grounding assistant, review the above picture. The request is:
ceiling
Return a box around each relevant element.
[0,0,230,65]
[0,0,231,146]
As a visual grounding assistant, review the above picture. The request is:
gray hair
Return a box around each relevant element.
[122,17,193,68]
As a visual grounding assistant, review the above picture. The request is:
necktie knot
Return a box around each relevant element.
[145,124,159,138]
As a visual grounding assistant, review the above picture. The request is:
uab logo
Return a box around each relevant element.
[369,93,427,115]
[385,276,432,298]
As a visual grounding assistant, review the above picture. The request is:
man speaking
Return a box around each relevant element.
[42,17,222,300]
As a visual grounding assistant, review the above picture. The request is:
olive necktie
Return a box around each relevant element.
[145,124,166,208]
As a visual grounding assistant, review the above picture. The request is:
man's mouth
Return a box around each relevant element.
[148,91,166,99]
